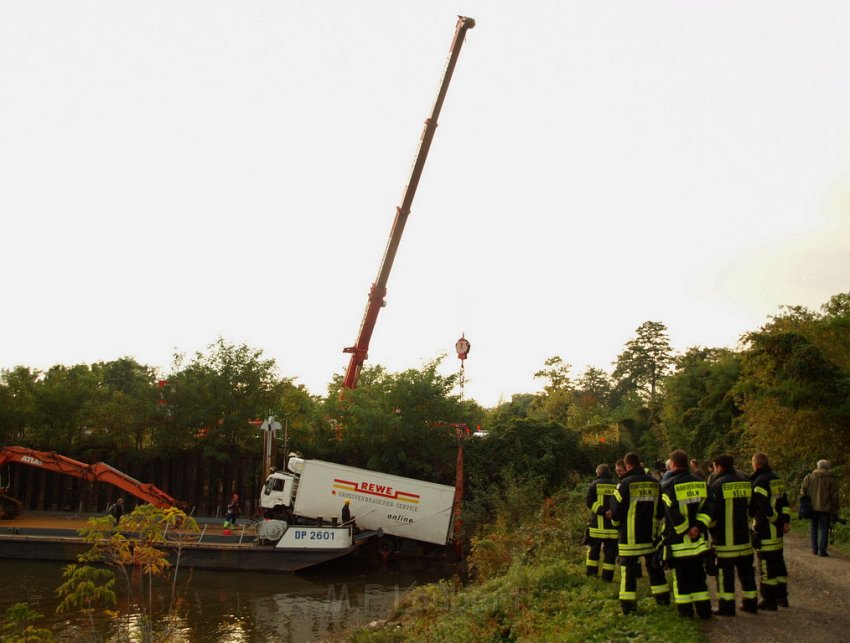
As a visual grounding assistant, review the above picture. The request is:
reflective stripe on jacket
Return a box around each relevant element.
[610,469,663,556]
[750,467,789,552]
[707,469,753,558]
[586,475,618,539]
[661,469,711,558]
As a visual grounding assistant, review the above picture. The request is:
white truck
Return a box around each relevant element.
[259,457,456,548]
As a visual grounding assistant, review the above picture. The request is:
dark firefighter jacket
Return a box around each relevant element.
[586,473,618,539]
[661,469,711,559]
[707,468,754,558]
[610,468,663,556]
[750,466,790,552]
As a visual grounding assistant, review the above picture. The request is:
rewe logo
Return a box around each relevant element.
[332,478,420,504]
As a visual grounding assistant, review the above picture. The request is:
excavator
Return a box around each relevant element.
[0,446,179,519]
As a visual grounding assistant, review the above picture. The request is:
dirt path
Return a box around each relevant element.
[704,532,850,642]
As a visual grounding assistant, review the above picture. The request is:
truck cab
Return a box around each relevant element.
[259,457,303,519]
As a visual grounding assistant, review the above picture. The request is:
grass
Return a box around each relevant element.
[347,487,706,642]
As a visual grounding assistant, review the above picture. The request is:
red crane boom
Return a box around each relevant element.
[342,16,476,390]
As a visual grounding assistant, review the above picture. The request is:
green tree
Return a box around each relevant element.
[611,321,674,457]
[31,364,99,450]
[569,366,614,431]
[462,417,588,537]
[323,358,464,484]
[57,505,199,642]
[531,356,573,426]
[81,358,161,451]
[485,393,536,427]
[161,339,283,457]
[1,603,54,642]
[0,366,39,444]
[660,347,742,460]
[735,329,850,467]
[612,321,674,408]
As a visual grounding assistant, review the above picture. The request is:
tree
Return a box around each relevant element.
[660,347,742,459]
[0,366,39,444]
[531,356,573,426]
[31,364,99,450]
[161,339,283,456]
[1,603,54,642]
[735,329,850,468]
[82,358,161,451]
[570,366,614,430]
[322,358,465,484]
[57,505,199,642]
[612,321,674,408]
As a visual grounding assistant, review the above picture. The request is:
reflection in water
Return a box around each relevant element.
[0,558,453,642]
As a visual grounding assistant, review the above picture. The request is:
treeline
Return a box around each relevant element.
[490,291,850,489]
[1,293,848,525]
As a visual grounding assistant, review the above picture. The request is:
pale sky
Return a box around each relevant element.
[2,1,848,408]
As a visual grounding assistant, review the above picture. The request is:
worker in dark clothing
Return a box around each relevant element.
[750,452,791,609]
[341,499,355,525]
[585,463,619,581]
[614,459,627,480]
[107,498,124,523]
[609,452,669,615]
[707,453,758,615]
[661,449,712,619]
[223,493,240,529]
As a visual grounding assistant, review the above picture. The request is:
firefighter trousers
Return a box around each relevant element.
[670,555,711,618]
[586,537,618,581]
[618,554,669,614]
[756,548,788,606]
[716,554,757,614]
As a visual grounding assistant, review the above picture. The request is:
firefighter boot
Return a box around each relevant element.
[677,604,694,618]
[713,600,736,616]
[695,600,713,620]
[740,598,758,614]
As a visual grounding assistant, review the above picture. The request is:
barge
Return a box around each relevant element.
[0,514,375,573]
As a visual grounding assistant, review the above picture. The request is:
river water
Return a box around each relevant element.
[1,556,456,641]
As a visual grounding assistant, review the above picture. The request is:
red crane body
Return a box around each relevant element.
[342,16,475,390]
[0,446,179,519]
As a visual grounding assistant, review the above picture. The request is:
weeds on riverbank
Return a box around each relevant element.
[348,481,704,642]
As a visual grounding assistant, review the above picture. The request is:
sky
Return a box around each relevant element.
[1,1,849,408]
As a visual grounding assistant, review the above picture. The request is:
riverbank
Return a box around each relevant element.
[345,489,702,642]
[343,490,850,642]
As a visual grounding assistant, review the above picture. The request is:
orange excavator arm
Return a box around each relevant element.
[0,446,179,519]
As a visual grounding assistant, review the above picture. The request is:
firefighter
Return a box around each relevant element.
[660,449,712,619]
[585,463,619,581]
[609,452,669,615]
[750,452,791,610]
[706,453,758,615]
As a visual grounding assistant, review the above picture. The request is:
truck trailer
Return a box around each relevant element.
[260,458,456,548]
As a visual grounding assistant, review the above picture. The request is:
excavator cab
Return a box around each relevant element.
[0,471,24,520]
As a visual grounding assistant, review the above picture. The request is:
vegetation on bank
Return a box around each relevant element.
[346,481,850,643]
[348,483,704,642]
